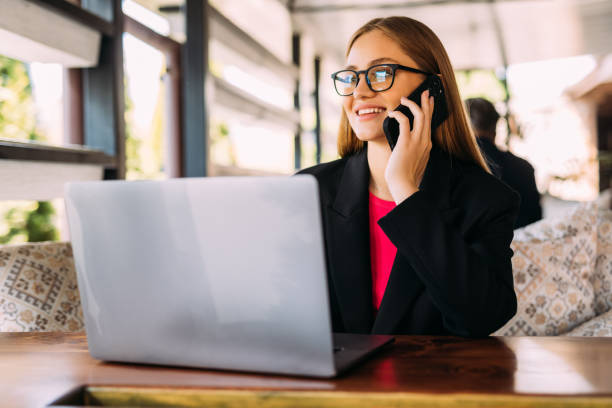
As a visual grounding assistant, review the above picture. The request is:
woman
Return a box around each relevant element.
[297,17,519,337]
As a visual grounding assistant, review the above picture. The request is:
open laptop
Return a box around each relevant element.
[64,175,393,378]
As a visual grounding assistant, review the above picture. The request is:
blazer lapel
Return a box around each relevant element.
[328,147,373,333]
[372,144,460,334]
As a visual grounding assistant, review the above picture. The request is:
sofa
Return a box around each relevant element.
[1,201,611,335]
[494,200,612,336]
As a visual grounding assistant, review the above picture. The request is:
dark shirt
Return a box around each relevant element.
[477,138,542,229]
[296,143,519,337]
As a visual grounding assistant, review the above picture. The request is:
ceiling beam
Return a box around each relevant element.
[291,0,546,13]
[1,0,102,67]
[212,76,300,131]
[157,3,298,81]
[25,0,115,36]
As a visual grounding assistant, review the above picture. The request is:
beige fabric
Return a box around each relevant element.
[563,309,612,337]
[0,242,83,332]
[494,203,601,336]
[593,209,612,315]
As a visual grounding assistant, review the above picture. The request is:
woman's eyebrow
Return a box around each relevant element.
[344,57,399,70]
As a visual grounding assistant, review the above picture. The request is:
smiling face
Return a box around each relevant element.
[343,29,426,143]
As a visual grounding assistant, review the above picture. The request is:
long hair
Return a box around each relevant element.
[337,16,490,173]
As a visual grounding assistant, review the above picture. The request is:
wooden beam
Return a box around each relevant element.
[80,0,126,179]
[182,0,209,177]
[0,159,105,201]
[208,5,298,83]
[291,0,547,13]
[124,15,181,53]
[292,32,302,170]
[166,46,184,178]
[64,68,84,145]
[1,0,102,67]
[212,76,300,130]
[111,0,126,179]
[0,140,115,165]
[24,0,114,36]
[314,56,321,164]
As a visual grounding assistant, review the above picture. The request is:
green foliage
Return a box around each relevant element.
[123,65,165,180]
[124,73,142,177]
[150,84,164,174]
[25,202,59,242]
[0,207,26,244]
[0,202,58,244]
[210,121,237,166]
[455,69,507,103]
[0,55,45,142]
[0,55,58,244]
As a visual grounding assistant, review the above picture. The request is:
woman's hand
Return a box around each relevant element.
[384,89,435,205]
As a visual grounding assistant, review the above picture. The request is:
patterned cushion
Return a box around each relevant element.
[563,309,612,337]
[593,209,612,314]
[0,242,84,332]
[494,202,600,336]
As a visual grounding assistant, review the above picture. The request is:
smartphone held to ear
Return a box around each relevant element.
[382,75,449,150]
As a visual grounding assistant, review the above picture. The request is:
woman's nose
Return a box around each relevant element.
[352,73,375,98]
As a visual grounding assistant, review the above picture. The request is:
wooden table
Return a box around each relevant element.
[3,332,612,407]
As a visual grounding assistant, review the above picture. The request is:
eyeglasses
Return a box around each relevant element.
[331,64,433,96]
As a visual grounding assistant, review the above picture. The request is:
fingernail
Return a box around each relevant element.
[425,89,430,97]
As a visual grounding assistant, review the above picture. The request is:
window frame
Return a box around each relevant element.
[0,0,125,178]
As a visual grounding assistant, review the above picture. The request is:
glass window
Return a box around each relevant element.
[0,55,64,147]
[208,0,295,175]
[0,55,66,245]
[123,33,169,180]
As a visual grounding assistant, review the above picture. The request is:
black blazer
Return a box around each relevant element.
[296,143,520,337]
[477,138,542,229]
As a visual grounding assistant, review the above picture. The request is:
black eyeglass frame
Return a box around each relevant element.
[330,63,434,96]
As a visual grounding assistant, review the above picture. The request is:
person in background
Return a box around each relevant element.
[465,97,542,229]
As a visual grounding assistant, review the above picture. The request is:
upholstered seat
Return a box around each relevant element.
[495,202,612,336]
[0,242,83,332]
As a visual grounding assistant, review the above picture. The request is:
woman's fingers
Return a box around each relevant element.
[384,90,434,197]
[386,109,410,137]
[421,89,431,120]
[429,95,435,117]
[401,95,425,139]
[389,89,436,149]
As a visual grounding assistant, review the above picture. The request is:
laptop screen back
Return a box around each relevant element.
[65,175,335,377]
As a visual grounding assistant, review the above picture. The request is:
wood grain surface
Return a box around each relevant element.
[2,332,612,407]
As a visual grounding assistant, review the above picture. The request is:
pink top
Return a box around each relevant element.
[368,191,398,311]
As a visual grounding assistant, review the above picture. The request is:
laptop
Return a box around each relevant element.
[64,175,393,378]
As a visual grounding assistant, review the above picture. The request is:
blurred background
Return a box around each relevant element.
[0,0,611,243]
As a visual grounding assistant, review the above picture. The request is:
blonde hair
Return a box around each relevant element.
[337,16,490,173]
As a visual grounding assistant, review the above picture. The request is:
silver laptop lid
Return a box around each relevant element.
[65,175,335,377]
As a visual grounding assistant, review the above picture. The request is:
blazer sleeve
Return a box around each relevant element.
[377,189,519,337]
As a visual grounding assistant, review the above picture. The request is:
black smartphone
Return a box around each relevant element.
[382,75,449,150]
